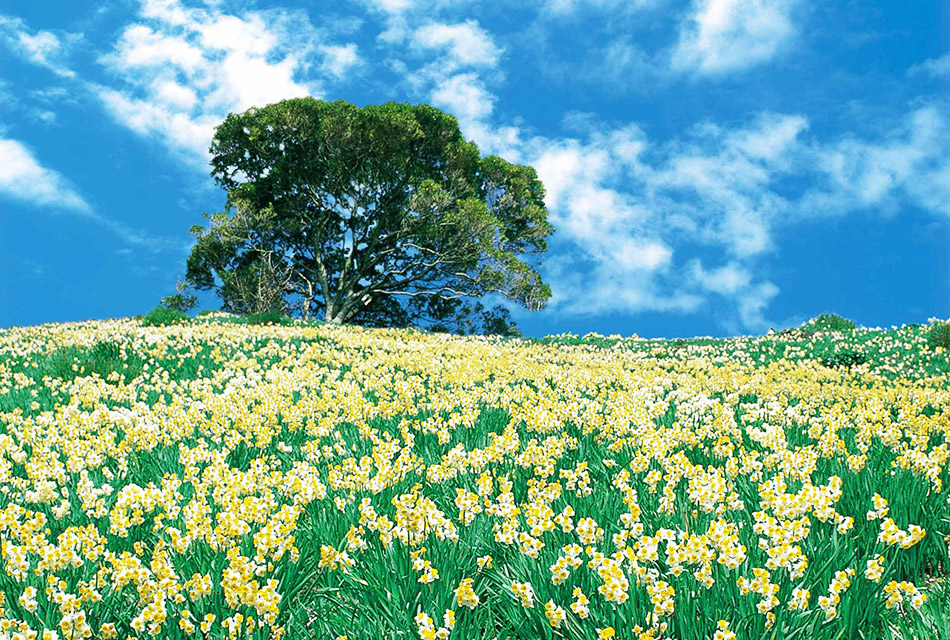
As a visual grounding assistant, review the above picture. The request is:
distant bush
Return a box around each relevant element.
[142,306,190,327]
[804,313,857,334]
[242,312,293,326]
[927,321,950,350]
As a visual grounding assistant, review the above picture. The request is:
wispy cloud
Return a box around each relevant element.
[0,129,185,254]
[671,0,800,75]
[909,53,950,78]
[0,136,90,212]
[0,14,79,78]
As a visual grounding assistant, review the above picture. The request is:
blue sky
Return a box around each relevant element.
[0,0,947,338]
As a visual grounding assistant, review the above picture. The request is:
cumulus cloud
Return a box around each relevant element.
[690,260,752,295]
[95,0,356,167]
[672,0,799,75]
[521,121,787,323]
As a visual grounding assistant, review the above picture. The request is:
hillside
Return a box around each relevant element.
[0,318,948,639]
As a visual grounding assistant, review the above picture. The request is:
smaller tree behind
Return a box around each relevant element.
[160,279,197,314]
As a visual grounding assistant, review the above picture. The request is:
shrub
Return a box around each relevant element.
[142,306,190,327]
[804,313,857,334]
[927,321,950,350]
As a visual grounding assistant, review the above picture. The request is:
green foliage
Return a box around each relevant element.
[804,313,857,333]
[927,321,950,349]
[186,98,554,328]
[142,305,190,327]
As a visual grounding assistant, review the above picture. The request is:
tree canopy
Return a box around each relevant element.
[186,98,554,329]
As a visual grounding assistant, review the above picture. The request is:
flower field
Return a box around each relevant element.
[0,319,948,640]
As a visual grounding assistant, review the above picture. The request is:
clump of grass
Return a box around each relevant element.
[142,305,190,327]
[38,341,145,383]
[927,321,950,350]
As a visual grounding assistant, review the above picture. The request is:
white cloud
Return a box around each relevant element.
[541,0,664,15]
[321,44,362,79]
[687,260,778,333]
[672,0,799,75]
[805,105,950,217]
[909,53,950,78]
[690,260,752,295]
[394,17,512,154]
[651,113,810,257]
[430,73,496,122]
[0,15,78,78]
[412,20,502,68]
[0,131,186,252]
[369,0,417,13]
[29,109,56,124]
[0,136,90,212]
[479,102,947,329]
[95,0,357,167]
[524,131,694,316]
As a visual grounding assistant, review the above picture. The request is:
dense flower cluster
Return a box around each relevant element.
[0,318,946,639]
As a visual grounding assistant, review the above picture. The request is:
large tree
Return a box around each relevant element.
[186,98,553,327]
